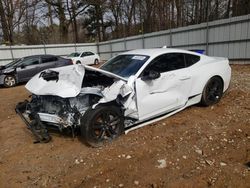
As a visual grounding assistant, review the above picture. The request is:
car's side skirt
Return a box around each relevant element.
[125,93,202,134]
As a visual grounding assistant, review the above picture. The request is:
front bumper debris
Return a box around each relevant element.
[15,101,51,143]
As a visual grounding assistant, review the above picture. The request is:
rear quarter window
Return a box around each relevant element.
[86,52,94,56]
[42,56,58,63]
[185,54,200,67]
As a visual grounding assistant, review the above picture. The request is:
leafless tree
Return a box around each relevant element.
[0,0,27,44]
[1,0,250,44]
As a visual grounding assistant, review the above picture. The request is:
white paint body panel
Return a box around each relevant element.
[136,68,192,120]
[25,65,85,98]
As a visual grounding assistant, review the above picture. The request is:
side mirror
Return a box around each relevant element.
[20,65,26,69]
[142,70,160,81]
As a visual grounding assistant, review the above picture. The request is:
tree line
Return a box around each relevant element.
[0,0,249,45]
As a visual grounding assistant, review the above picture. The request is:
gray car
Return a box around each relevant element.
[0,55,72,87]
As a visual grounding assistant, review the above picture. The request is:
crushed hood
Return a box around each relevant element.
[25,65,125,98]
[26,65,85,98]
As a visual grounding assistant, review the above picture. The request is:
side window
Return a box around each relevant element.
[86,52,94,56]
[185,54,200,67]
[21,58,39,66]
[145,55,169,73]
[143,53,185,74]
[166,53,185,71]
[81,52,87,57]
[41,56,58,63]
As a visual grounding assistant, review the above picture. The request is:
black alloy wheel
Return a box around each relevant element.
[81,105,124,147]
[201,76,224,106]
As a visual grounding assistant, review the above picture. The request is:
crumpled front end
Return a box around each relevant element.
[16,91,102,142]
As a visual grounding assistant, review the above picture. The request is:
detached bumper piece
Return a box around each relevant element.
[15,101,51,143]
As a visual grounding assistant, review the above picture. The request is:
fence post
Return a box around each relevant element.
[142,34,145,48]
[124,38,127,51]
[205,0,209,55]
[9,45,14,60]
[169,29,172,47]
[96,41,100,55]
[74,42,77,52]
[109,40,112,58]
[43,43,47,54]
[169,16,173,47]
[244,14,250,64]
[227,16,232,59]
[205,22,209,55]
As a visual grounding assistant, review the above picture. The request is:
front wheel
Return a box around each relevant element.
[4,75,16,87]
[201,76,224,106]
[81,105,124,147]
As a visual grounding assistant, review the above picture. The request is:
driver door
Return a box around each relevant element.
[135,53,192,121]
[17,57,40,82]
[82,52,95,65]
[80,52,88,64]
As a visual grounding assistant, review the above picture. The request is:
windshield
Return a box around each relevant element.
[100,54,149,78]
[68,53,80,57]
[4,58,23,68]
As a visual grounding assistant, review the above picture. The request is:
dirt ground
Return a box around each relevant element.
[0,65,249,188]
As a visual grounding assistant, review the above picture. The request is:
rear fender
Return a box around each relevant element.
[189,59,231,97]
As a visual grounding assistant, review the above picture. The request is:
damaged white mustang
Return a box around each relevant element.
[16,48,231,147]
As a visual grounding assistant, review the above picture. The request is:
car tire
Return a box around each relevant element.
[76,61,81,64]
[94,59,99,65]
[3,75,17,87]
[201,76,224,106]
[81,105,124,147]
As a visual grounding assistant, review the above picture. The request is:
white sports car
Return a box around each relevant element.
[68,51,100,65]
[16,48,231,147]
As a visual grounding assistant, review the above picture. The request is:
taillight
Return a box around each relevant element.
[70,59,73,64]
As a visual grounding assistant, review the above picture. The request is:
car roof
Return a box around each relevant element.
[121,48,205,58]
[22,54,57,59]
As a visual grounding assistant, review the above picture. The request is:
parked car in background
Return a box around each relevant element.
[16,48,231,146]
[67,52,80,57]
[0,55,72,87]
[69,51,100,65]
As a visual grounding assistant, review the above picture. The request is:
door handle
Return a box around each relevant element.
[179,76,191,81]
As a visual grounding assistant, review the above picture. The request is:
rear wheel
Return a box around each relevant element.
[76,61,81,64]
[81,105,124,147]
[94,59,99,65]
[201,76,224,106]
[4,75,16,87]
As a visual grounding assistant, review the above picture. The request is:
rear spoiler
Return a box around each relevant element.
[189,49,205,54]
